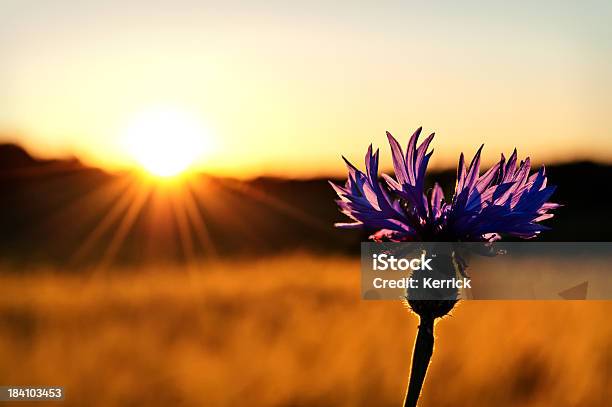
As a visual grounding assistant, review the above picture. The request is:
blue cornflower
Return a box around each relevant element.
[330,127,559,242]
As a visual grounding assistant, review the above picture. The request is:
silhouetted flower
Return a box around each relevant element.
[330,127,558,242]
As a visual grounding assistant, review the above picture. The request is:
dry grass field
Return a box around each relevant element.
[0,254,610,406]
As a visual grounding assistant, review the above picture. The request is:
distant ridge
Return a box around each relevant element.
[0,144,37,170]
[1,142,611,267]
[0,143,83,175]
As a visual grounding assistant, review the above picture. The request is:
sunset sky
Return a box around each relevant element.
[1,1,611,178]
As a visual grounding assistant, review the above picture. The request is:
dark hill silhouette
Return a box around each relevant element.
[0,144,37,169]
[0,143,608,267]
[0,143,84,176]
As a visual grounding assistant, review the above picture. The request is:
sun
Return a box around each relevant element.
[122,107,209,177]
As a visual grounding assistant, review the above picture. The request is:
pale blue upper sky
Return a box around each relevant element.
[1,1,611,176]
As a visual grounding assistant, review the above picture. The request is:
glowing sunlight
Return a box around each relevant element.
[121,107,210,178]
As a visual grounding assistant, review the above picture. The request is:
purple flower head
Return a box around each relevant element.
[330,128,559,242]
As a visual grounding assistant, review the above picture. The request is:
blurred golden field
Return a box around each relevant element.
[0,254,610,407]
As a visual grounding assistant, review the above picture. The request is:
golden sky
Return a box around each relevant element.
[1,1,611,178]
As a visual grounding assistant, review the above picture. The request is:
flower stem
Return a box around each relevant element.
[404,315,435,407]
